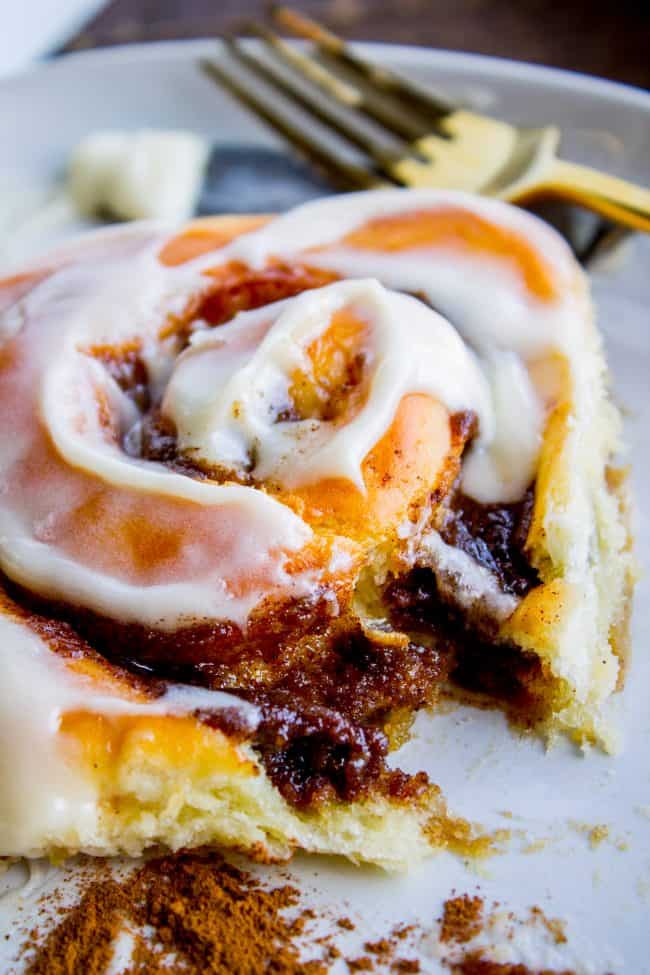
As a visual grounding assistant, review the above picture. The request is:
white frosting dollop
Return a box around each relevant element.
[164,278,492,490]
[68,129,209,222]
[461,349,545,503]
[216,189,579,503]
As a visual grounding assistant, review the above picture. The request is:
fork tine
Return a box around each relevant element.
[199,56,382,192]
[236,26,419,171]
[258,18,435,143]
[272,5,455,120]
[245,22,360,107]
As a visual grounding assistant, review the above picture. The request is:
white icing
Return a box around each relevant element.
[225,188,574,287]
[164,278,492,490]
[220,188,580,502]
[0,225,321,629]
[461,349,544,503]
[417,529,518,622]
[0,614,257,856]
[0,189,582,633]
[68,130,209,222]
[293,247,565,360]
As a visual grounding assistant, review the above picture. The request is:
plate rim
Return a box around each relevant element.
[2,38,649,115]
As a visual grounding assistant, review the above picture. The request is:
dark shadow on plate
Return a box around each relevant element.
[196,144,335,215]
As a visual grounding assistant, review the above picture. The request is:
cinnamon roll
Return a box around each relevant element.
[0,190,633,868]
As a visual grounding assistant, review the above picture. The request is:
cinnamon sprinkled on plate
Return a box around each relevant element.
[24,853,328,975]
[440,895,485,945]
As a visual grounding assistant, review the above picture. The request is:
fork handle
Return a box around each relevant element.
[529,159,650,233]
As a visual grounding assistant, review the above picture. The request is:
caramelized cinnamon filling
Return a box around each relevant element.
[3,475,541,809]
[440,486,539,598]
[285,308,371,424]
[4,572,446,807]
[89,263,356,481]
[386,568,546,719]
[87,341,151,412]
[9,262,545,810]
[385,484,546,721]
[164,260,339,348]
[129,408,230,481]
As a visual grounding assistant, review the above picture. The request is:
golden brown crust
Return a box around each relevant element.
[605,465,635,686]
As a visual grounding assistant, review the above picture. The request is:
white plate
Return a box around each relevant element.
[0,42,649,975]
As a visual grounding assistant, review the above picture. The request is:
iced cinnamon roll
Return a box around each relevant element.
[0,190,633,868]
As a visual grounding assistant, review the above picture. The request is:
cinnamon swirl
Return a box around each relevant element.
[0,190,634,868]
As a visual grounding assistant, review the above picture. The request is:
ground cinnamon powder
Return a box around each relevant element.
[344,929,421,973]
[24,853,329,975]
[528,907,567,946]
[20,866,587,975]
[439,896,581,975]
[440,896,485,945]
[348,959,375,972]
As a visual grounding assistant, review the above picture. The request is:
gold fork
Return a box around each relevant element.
[200,5,650,234]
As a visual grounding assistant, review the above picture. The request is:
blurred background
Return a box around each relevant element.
[4,0,650,88]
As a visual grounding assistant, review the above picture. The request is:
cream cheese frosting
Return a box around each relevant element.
[163,278,491,490]
[0,225,316,630]
[219,189,581,503]
[0,189,581,633]
[68,129,209,223]
[0,613,258,855]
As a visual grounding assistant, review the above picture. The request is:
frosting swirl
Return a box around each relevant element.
[0,190,579,641]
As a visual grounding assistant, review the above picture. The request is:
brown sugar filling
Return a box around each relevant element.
[6,265,547,810]
[4,477,542,809]
[440,488,539,598]
[385,485,545,718]
[4,576,445,808]
[162,260,339,348]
